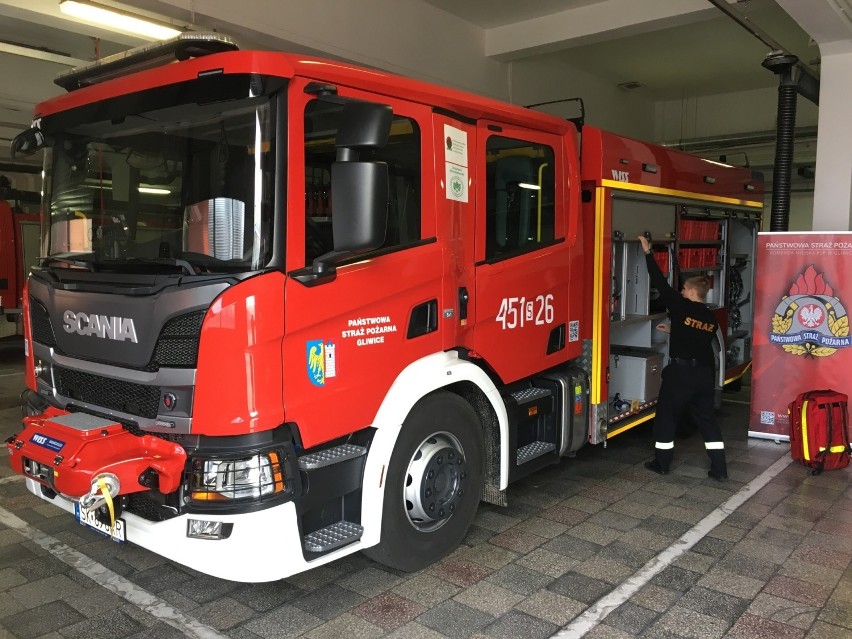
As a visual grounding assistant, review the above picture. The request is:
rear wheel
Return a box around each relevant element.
[364,391,484,571]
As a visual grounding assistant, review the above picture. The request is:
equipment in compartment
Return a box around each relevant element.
[611,239,651,320]
[678,218,720,240]
[609,347,663,404]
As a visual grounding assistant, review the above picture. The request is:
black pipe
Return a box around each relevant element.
[770,83,797,231]
[763,53,799,232]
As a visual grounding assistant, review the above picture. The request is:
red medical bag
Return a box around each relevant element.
[788,390,851,474]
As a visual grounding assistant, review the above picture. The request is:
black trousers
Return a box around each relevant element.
[653,363,727,474]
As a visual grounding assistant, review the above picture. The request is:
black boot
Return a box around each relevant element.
[645,448,672,475]
[707,449,727,481]
[644,459,669,475]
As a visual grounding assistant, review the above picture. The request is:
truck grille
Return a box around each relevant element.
[29,299,57,347]
[55,366,161,419]
[151,311,204,368]
[30,301,204,371]
[125,492,181,522]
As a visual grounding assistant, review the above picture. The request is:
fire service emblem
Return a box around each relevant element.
[770,265,850,357]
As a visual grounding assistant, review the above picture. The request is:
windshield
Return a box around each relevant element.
[40,74,280,272]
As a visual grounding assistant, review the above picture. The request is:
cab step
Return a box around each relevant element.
[517,440,556,465]
[510,387,552,405]
[303,521,364,553]
[504,383,558,483]
[298,444,366,470]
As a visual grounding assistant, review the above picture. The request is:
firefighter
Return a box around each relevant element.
[638,235,728,481]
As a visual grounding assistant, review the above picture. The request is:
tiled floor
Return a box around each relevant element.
[0,335,850,639]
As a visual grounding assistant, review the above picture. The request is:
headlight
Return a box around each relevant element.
[189,451,285,502]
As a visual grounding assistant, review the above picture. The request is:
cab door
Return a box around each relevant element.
[473,122,573,383]
[282,79,441,448]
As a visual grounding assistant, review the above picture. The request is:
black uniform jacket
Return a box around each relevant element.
[645,253,718,367]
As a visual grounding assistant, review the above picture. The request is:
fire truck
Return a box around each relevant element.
[6,34,762,582]
[0,189,40,329]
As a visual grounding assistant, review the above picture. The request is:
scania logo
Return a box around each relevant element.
[62,310,139,343]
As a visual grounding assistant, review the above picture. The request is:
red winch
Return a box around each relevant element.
[7,407,186,499]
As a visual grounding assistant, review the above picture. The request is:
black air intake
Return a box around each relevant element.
[29,299,57,347]
[55,366,160,419]
[151,311,205,368]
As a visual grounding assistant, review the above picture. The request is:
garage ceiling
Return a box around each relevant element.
[421,0,609,29]
[0,0,821,175]
[422,0,817,99]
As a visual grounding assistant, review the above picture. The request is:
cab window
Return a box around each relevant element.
[485,136,555,260]
[304,100,421,264]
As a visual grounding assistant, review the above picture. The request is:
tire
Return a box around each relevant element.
[364,391,484,572]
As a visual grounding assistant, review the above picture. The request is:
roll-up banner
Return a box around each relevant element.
[749,232,852,440]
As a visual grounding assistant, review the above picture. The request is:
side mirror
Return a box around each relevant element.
[330,161,388,254]
[11,127,47,158]
[336,101,393,152]
[294,99,391,286]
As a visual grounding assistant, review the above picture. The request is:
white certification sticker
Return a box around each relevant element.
[444,124,468,167]
[444,124,469,203]
[446,164,468,203]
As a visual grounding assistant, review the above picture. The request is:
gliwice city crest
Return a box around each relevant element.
[770,265,850,357]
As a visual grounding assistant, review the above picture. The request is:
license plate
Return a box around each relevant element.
[74,503,126,542]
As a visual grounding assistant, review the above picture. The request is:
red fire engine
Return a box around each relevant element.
[0,194,40,327]
[6,34,762,582]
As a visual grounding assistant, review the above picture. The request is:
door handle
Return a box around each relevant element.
[458,287,469,321]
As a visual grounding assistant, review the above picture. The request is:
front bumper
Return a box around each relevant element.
[12,407,362,582]
[24,477,363,582]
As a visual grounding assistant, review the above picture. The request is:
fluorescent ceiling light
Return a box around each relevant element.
[85,184,172,196]
[59,0,182,40]
[518,182,541,191]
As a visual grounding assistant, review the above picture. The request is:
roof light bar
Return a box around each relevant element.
[54,33,239,92]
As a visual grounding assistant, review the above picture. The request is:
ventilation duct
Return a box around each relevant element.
[763,53,799,232]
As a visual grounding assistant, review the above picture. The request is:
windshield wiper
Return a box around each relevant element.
[40,255,97,271]
[137,257,195,276]
[101,256,196,276]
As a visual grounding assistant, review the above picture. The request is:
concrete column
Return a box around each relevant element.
[811,45,852,230]
[774,0,852,230]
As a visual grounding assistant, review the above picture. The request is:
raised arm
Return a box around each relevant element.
[638,235,679,308]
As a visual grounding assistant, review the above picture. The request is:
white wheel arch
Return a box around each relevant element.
[359,350,508,548]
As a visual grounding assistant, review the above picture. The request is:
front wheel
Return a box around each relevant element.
[364,391,484,571]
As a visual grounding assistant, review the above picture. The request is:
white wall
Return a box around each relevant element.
[654,87,818,143]
[151,0,509,99]
[811,47,852,230]
[774,0,852,229]
[143,1,657,138]
[655,87,820,230]
[509,53,656,140]
[776,192,816,232]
